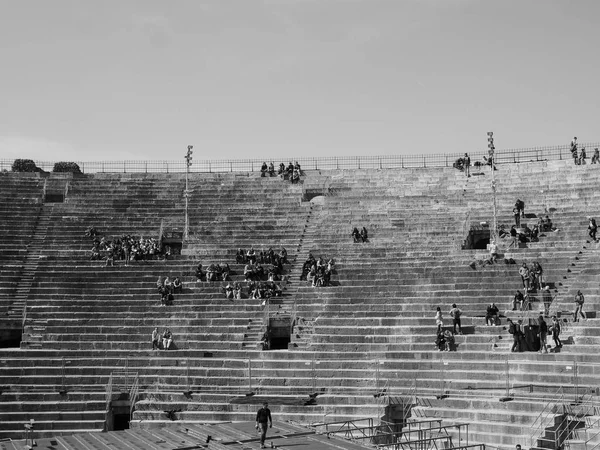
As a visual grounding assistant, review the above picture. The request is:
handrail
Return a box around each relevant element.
[3,141,599,174]
[129,376,140,420]
[530,385,565,448]
[105,374,113,412]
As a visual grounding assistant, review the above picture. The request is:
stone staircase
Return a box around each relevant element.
[4,163,600,446]
[8,204,53,329]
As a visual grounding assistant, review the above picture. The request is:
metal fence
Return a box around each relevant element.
[1,142,599,174]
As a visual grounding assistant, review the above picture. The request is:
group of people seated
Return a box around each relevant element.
[223,281,243,300]
[194,263,231,282]
[89,231,164,264]
[260,161,302,183]
[351,227,368,243]
[435,328,455,352]
[301,253,335,287]
[156,276,182,305]
[152,327,174,350]
[236,247,288,266]
[244,261,285,282]
[223,279,284,302]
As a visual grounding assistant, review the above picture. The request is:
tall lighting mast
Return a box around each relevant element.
[184,145,193,240]
[487,132,498,243]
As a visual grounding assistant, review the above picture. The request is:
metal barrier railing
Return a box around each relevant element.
[2,142,599,174]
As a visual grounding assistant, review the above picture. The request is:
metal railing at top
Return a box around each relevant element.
[2,142,599,174]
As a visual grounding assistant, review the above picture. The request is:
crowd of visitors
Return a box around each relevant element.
[237,247,288,266]
[156,276,183,305]
[301,253,335,287]
[88,230,164,264]
[261,161,302,183]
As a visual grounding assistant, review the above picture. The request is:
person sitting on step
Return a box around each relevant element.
[435,329,445,351]
[247,247,257,264]
[291,168,300,184]
[206,264,217,282]
[162,329,173,350]
[280,247,288,264]
[485,303,500,326]
[244,263,255,282]
[236,248,246,264]
[268,162,275,176]
[512,290,525,311]
[351,227,361,243]
[163,277,173,294]
[195,263,204,281]
[444,330,456,352]
[224,283,234,300]
[260,162,268,177]
[233,282,243,299]
[221,263,231,281]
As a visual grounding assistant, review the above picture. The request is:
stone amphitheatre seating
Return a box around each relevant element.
[1,161,600,449]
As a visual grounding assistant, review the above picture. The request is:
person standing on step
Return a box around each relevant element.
[435,306,443,332]
[449,303,462,335]
[538,315,548,354]
[489,240,498,263]
[574,290,586,322]
[513,206,521,228]
[550,316,563,349]
[571,137,578,164]
[360,227,368,242]
[255,402,272,448]
[542,286,553,317]
[579,147,587,165]
[152,327,160,350]
[588,217,597,242]
[519,263,531,292]
[463,153,471,177]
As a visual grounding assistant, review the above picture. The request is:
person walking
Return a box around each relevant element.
[550,316,563,350]
[508,319,521,352]
[574,290,586,322]
[255,402,272,448]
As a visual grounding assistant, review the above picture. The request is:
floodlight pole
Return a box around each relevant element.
[488,132,498,242]
[184,145,193,240]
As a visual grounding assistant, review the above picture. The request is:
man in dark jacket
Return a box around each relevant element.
[255,402,272,448]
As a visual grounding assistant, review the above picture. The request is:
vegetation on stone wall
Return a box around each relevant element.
[52,162,82,174]
[11,159,43,173]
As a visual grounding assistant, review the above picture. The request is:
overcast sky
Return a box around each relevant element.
[0,0,599,163]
